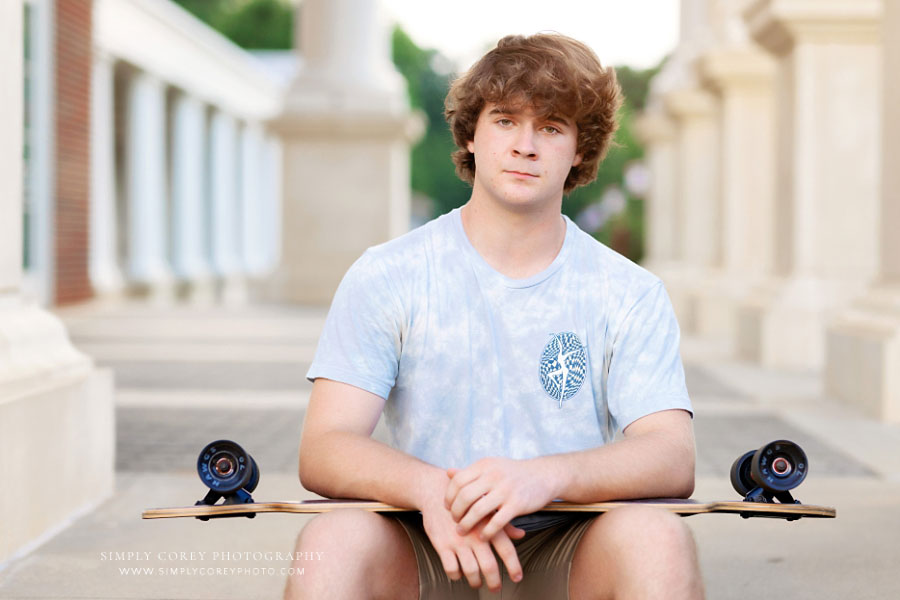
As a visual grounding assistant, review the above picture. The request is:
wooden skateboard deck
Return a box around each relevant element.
[143,498,836,521]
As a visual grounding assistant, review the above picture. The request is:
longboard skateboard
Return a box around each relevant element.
[145,439,835,522]
[143,498,836,521]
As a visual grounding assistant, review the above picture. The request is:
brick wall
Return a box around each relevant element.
[54,0,93,305]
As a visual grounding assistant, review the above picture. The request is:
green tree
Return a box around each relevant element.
[615,62,665,111]
[563,60,666,262]
[391,27,471,217]
[173,0,292,49]
[172,0,228,27]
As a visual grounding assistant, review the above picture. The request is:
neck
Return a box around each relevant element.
[460,196,566,279]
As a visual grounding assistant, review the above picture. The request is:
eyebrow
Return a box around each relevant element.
[488,106,573,128]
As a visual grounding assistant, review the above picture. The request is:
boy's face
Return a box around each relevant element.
[467,102,582,211]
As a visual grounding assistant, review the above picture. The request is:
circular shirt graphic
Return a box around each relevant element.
[539,332,586,408]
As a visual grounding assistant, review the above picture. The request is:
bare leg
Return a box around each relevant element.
[283,509,419,600]
[569,506,705,600]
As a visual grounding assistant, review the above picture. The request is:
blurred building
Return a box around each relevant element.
[638,0,899,422]
[2,0,418,565]
[23,0,284,307]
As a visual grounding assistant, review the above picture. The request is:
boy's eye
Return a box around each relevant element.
[497,118,513,126]
[542,125,561,134]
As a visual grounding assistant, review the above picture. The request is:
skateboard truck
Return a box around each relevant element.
[730,440,808,521]
[194,439,260,520]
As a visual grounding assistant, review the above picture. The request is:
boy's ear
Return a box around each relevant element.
[467,139,475,154]
[572,153,583,167]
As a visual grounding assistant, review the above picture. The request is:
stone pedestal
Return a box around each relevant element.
[825,0,898,421]
[0,310,115,563]
[0,0,114,565]
[826,287,900,422]
[737,0,883,369]
[269,0,423,305]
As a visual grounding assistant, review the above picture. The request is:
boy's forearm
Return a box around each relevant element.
[299,430,446,510]
[536,427,696,503]
[442,415,696,543]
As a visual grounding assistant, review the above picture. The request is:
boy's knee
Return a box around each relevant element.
[597,505,695,553]
[286,511,383,596]
[286,510,418,600]
[294,509,386,555]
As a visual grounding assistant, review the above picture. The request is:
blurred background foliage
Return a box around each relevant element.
[174,0,662,262]
[174,0,293,48]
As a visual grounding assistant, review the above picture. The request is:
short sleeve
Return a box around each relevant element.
[606,281,692,432]
[305,251,404,399]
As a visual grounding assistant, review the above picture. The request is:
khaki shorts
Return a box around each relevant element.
[394,514,595,600]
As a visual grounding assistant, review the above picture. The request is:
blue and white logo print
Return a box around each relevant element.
[539,332,586,409]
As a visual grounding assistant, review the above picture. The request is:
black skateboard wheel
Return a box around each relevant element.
[729,450,757,497]
[197,440,259,494]
[730,440,808,500]
[750,440,807,493]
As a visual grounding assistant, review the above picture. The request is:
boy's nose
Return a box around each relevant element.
[512,127,538,158]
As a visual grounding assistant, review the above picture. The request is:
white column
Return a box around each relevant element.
[89,48,123,295]
[170,93,214,301]
[737,0,883,369]
[209,111,245,303]
[289,0,405,112]
[825,0,899,422]
[1,0,113,565]
[0,3,24,296]
[694,47,777,338]
[22,0,55,305]
[240,122,267,276]
[262,135,283,273]
[270,0,423,304]
[662,88,720,333]
[126,71,172,296]
[634,111,678,274]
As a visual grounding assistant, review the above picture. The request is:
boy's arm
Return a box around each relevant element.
[298,377,434,506]
[299,378,525,592]
[445,408,695,540]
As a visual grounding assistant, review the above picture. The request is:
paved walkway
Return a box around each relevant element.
[1,299,898,599]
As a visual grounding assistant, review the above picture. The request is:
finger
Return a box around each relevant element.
[456,491,501,535]
[472,541,502,592]
[480,504,518,541]
[435,548,462,581]
[451,480,494,524]
[503,523,526,540]
[446,467,459,478]
[444,467,481,509]
[437,548,461,581]
[491,532,523,584]
[456,548,482,589]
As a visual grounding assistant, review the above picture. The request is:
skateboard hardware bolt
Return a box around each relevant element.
[772,457,792,477]
[215,457,235,477]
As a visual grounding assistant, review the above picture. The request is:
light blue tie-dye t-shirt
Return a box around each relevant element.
[307,208,692,469]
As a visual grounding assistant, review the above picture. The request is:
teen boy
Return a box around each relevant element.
[284,33,704,600]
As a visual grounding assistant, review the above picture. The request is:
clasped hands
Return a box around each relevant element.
[420,456,558,593]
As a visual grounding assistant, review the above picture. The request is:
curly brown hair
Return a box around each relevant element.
[444,33,622,193]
